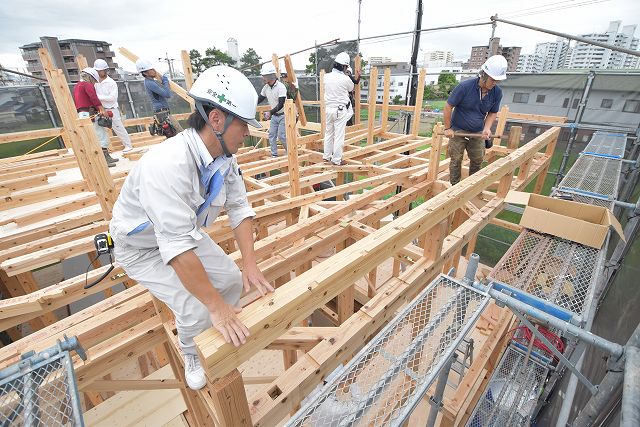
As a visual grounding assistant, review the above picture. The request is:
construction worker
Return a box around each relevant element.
[73,67,117,167]
[444,55,507,185]
[109,65,273,391]
[135,58,184,134]
[93,59,133,152]
[323,52,354,166]
[257,63,287,157]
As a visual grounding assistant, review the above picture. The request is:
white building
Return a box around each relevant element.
[423,65,464,85]
[423,50,454,65]
[516,54,544,73]
[361,62,410,103]
[568,21,639,69]
[368,56,392,65]
[535,39,571,71]
[226,38,240,64]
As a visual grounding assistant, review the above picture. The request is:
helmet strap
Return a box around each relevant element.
[196,101,234,158]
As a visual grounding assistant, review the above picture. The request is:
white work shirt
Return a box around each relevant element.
[260,81,287,114]
[324,69,354,109]
[109,128,255,264]
[95,76,119,109]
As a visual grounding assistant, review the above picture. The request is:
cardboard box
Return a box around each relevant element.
[505,191,625,249]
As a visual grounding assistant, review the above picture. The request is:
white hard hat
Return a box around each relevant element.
[335,52,350,66]
[260,63,277,76]
[93,59,109,71]
[135,59,154,73]
[189,65,261,128]
[81,67,99,82]
[481,55,508,81]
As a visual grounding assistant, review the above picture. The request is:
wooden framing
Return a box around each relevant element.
[0,48,566,426]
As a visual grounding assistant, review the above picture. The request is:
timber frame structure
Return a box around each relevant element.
[0,48,567,426]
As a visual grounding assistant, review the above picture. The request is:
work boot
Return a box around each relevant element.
[184,354,206,390]
[101,148,116,168]
[102,148,119,163]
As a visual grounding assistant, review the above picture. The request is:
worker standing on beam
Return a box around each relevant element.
[109,65,274,390]
[444,55,507,185]
[135,58,184,134]
[73,67,116,167]
[93,59,134,153]
[323,52,354,166]
[257,63,287,157]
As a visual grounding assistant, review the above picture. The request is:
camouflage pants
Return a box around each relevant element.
[448,135,485,185]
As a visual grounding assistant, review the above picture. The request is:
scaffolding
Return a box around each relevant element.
[286,275,490,427]
[466,130,629,427]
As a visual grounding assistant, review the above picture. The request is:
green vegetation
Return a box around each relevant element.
[0,137,63,159]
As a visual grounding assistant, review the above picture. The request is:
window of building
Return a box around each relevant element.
[536,94,546,103]
[513,92,529,103]
[398,82,403,86]
[572,98,580,109]
[622,100,640,113]
[600,99,613,109]
[563,98,570,108]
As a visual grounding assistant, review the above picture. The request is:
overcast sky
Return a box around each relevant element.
[1,0,638,73]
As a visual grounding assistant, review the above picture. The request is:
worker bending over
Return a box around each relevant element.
[444,55,507,185]
[109,66,273,390]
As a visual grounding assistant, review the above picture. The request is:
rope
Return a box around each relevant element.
[20,134,63,158]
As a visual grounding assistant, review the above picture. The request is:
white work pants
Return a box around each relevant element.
[105,107,133,150]
[78,111,110,149]
[323,105,353,165]
[114,234,243,355]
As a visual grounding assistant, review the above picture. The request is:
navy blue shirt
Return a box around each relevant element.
[447,78,502,133]
[144,75,171,111]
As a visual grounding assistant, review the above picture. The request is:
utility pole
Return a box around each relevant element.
[357,0,363,48]
[159,52,175,79]
[404,0,423,134]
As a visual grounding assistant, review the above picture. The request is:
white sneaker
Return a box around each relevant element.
[184,354,207,390]
[122,146,133,153]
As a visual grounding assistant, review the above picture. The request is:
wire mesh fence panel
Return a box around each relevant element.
[467,344,550,427]
[287,275,489,427]
[489,230,602,317]
[0,349,83,426]
[582,131,627,158]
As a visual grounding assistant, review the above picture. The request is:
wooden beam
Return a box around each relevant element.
[209,369,252,427]
[493,105,509,147]
[194,127,560,382]
[367,67,378,145]
[86,379,184,391]
[283,54,307,126]
[411,68,426,137]
[284,100,301,197]
[354,55,362,125]
[319,70,326,139]
[380,67,391,132]
[180,50,194,90]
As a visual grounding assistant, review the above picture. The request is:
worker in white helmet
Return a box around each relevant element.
[109,65,274,390]
[73,68,115,167]
[257,63,287,157]
[93,59,133,152]
[135,58,184,134]
[323,52,354,166]
[444,55,507,185]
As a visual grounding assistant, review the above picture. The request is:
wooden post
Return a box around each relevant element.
[210,369,252,427]
[493,105,509,147]
[284,100,301,197]
[411,68,426,137]
[271,53,281,77]
[496,171,514,198]
[533,131,558,194]
[320,70,326,139]
[507,125,522,149]
[380,67,391,133]
[427,123,443,182]
[75,118,117,219]
[181,50,195,90]
[354,55,362,125]
[367,66,379,145]
[283,54,307,126]
[75,54,88,70]
[422,219,449,261]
